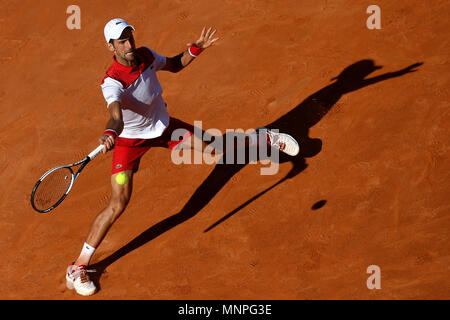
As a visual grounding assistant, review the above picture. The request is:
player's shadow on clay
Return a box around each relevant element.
[90,59,422,287]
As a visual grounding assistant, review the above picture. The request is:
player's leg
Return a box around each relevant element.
[163,117,211,154]
[167,118,299,157]
[66,169,133,296]
[79,169,134,261]
[201,128,299,156]
[166,117,241,156]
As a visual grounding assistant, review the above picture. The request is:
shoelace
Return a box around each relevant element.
[71,265,96,283]
[266,131,285,151]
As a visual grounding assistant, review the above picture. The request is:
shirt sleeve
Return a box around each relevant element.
[100,77,124,107]
[145,47,167,71]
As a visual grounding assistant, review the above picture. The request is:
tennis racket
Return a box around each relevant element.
[31,144,105,213]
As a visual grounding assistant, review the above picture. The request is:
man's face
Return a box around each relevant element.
[108,27,136,62]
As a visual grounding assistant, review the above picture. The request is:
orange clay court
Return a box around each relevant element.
[0,0,449,299]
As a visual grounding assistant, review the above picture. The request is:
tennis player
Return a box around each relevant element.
[65,18,299,296]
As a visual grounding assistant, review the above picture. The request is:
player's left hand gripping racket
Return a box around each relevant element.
[31,144,105,213]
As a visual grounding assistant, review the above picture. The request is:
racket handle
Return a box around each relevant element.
[88,144,105,160]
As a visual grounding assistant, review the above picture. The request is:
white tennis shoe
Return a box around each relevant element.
[66,263,97,296]
[257,127,300,156]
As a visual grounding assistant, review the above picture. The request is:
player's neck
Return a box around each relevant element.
[115,54,138,68]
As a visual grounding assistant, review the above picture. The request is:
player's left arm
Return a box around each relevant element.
[162,27,219,73]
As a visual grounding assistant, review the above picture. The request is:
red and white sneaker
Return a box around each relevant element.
[66,263,97,296]
[257,127,300,156]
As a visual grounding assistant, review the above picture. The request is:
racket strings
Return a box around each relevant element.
[33,167,73,211]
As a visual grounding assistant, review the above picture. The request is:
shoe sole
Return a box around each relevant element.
[276,132,300,156]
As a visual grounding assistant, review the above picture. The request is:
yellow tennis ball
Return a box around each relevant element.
[115,172,128,185]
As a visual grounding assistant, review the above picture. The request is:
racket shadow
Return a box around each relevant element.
[89,59,423,290]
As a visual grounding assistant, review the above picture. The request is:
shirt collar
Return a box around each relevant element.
[112,54,142,72]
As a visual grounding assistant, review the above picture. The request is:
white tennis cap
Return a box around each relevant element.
[104,18,135,43]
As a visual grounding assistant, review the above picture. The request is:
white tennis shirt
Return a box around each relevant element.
[100,47,169,139]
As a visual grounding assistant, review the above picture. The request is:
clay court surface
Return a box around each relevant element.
[0,0,449,299]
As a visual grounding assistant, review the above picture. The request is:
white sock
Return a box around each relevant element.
[77,242,96,265]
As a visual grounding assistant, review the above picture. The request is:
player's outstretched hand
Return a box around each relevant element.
[398,62,424,74]
[187,27,219,49]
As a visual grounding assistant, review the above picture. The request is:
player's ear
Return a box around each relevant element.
[106,41,115,52]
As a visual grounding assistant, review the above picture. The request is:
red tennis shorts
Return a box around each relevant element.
[111,117,194,174]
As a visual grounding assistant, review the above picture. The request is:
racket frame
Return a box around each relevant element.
[30,144,104,213]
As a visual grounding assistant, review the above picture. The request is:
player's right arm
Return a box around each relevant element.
[100,101,124,154]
